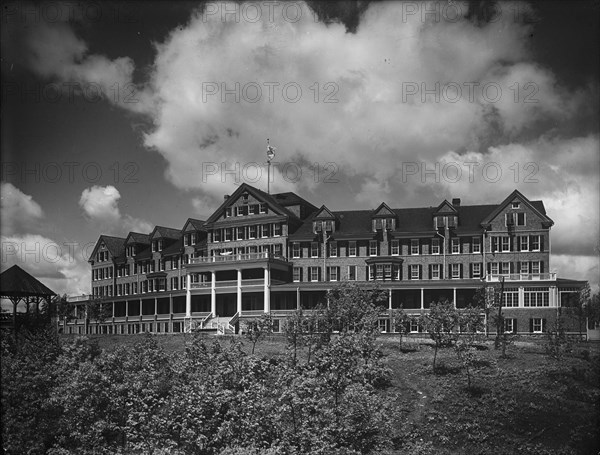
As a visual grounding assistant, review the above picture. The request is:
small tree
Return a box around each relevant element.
[420,300,459,371]
[391,307,410,349]
[453,307,484,389]
[325,282,387,335]
[86,298,112,324]
[243,313,273,355]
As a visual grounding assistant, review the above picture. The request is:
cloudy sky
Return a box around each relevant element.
[1,0,599,296]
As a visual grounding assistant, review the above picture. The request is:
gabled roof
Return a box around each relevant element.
[271,192,318,211]
[88,235,126,263]
[161,237,184,256]
[434,200,458,215]
[183,218,206,232]
[205,183,300,224]
[0,265,56,298]
[313,205,336,220]
[126,232,150,245]
[149,226,181,240]
[480,189,553,227]
[373,202,396,218]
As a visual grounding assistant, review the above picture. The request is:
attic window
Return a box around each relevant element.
[242,193,249,202]
[512,202,520,209]
[225,208,232,218]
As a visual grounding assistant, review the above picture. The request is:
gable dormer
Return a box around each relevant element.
[480,190,553,231]
[433,200,458,230]
[372,202,397,232]
[312,205,336,234]
[149,226,181,253]
[125,232,150,258]
[182,218,205,246]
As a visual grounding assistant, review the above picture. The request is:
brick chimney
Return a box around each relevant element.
[452,198,461,207]
[224,195,230,201]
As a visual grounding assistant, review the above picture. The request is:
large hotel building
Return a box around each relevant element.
[65,184,585,336]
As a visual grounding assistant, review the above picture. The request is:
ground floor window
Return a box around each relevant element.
[531,318,545,333]
[503,289,519,307]
[272,319,281,333]
[378,319,390,333]
[173,322,182,332]
[524,288,549,307]
[409,319,420,333]
[504,318,516,333]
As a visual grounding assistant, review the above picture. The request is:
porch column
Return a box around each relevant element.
[264,266,270,313]
[420,288,424,310]
[388,289,392,310]
[237,269,242,315]
[550,286,558,307]
[186,273,192,318]
[518,286,525,307]
[211,271,216,317]
[453,288,457,308]
[296,287,301,310]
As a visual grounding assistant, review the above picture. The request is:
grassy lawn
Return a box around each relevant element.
[74,333,600,454]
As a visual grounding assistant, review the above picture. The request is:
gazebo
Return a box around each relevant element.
[0,265,56,332]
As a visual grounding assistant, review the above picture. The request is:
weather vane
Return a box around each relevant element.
[266,138,276,194]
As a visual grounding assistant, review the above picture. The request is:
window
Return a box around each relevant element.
[310,267,320,282]
[516,213,526,226]
[311,242,319,258]
[451,263,460,279]
[504,318,516,333]
[348,241,357,257]
[524,288,549,307]
[391,240,400,255]
[327,266,338,282]
[213,230,221,242]
[490,262,499,275]
[531,261,540,274]
[500,262,510,274]
[384,264,392,280]
[292,243,301,258]
[512,201,520,209]
[531,235,540,251]
[531,318,545,333]
[325,220,333,232]
[519,236,529,251]
[261,224,269,238]
[451,238,460,254]
[293,267,302,282]
[369,240,378,256]
[472,237,481,253]
[470,263,480,278]
[274,244,282,256]
[249,225,257,239]
[501,237,510,252]
[503,289,519,307]
[329,241,337,257]
[431,238,440,255]
[368,265,375,281]
[237,227,245,240]
[259,203,267,214]
[410,239,419,255]
[224,228,232,241]
[225,207,232,218]
[520,261,529,274]
[410,265,420,280]
[348,265,356,281]
[274,223,281,236]
[409,319,420,333]
[375,264,384,280]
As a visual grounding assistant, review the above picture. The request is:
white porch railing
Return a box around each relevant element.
[486,273,556,282]
[190,252,286,264]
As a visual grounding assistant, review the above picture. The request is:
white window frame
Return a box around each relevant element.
[531,235,540,251]
[310,267,320,282]
[520,261,529,274]
[293,267,301,282]
[348,241,357,257]
[329,241,337,258]
[292,243,301,258]
[431,238,440,255]
[516,212,526,226]
[472,263,481,278]
[249,225,257,239]
[531,261,540,274]
[348,265,356,281]
[505,318,515,333]
[500,262,510,274]
[431,264,440,280]
[311,242,319,258]
[451,263,460,279]
[410,239,419,255]
[532,318,543,333]
[451,238,460,254]
[520,236,529,251]
[328,266,338,282]
[369,240,378,256]
[472,237,481,254]
[391,239,400,256]
[410,265,420,280]
[501,237,510,252]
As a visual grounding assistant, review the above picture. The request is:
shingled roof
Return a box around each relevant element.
[0,265,55,298]
[289,200,548,241]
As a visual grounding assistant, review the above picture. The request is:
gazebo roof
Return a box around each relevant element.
[0,265,56,299]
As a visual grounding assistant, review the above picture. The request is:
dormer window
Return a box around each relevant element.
[259,203,267,214]
[242,193,249,203]
[434,216,457,229]
[225,207,232,218]
[373,217,395,232]
[512,201,520,209]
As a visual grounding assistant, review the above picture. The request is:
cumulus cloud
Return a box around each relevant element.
[1,182,44,236]
[79,185,153,234]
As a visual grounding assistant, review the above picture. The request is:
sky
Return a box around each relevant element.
[1,0,599,298]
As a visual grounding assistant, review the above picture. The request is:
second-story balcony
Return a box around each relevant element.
[190,251,286,264]
[486,273,556,282]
